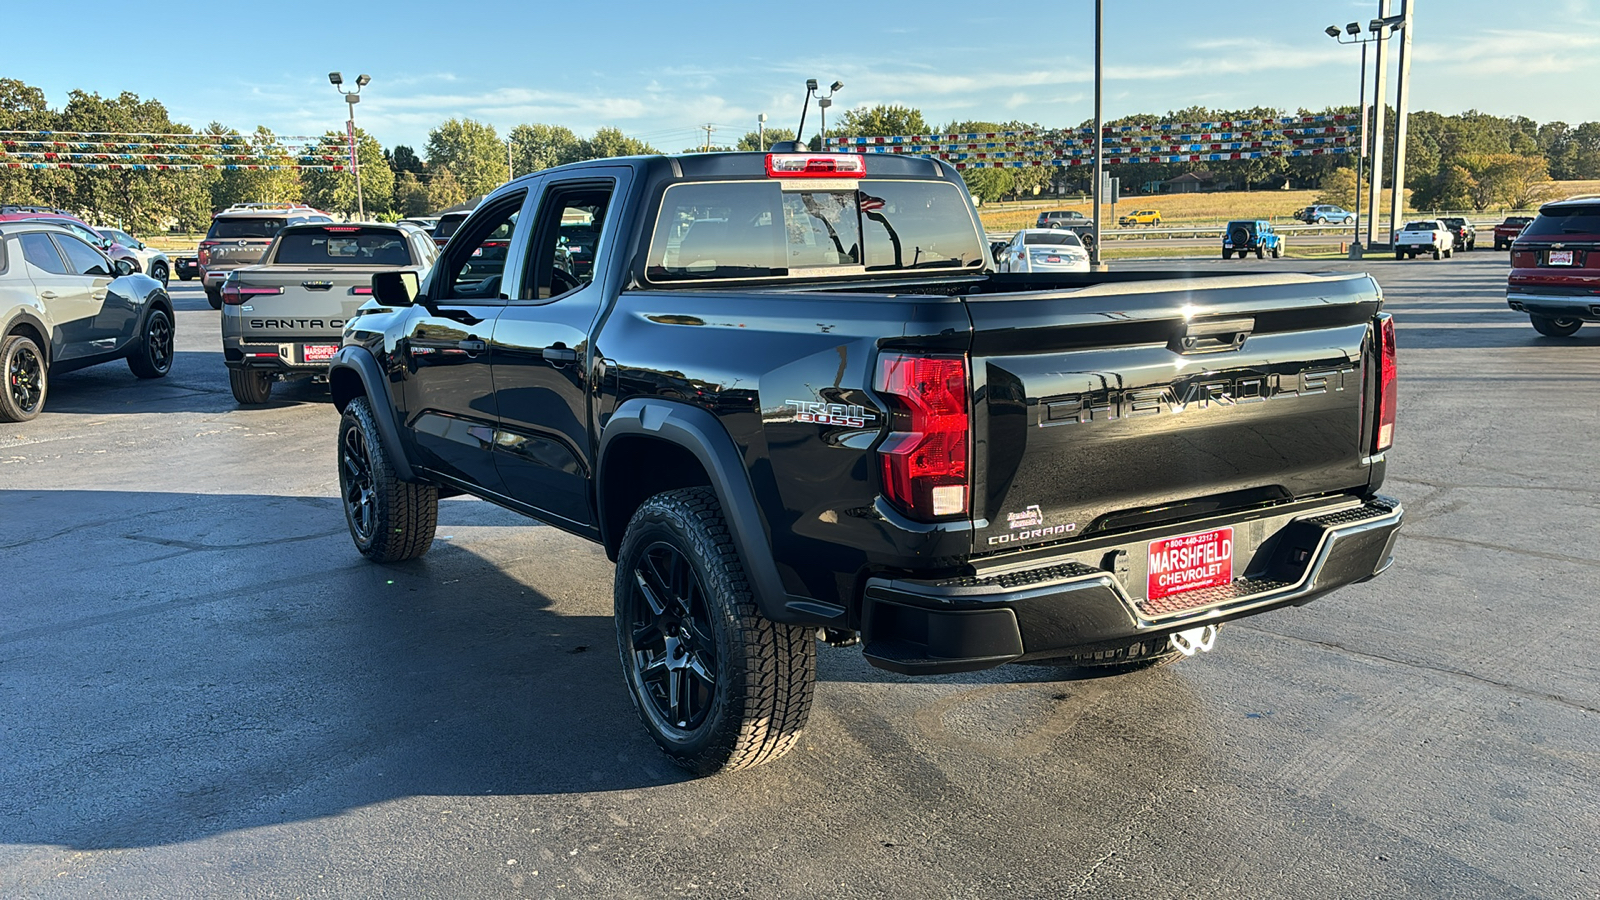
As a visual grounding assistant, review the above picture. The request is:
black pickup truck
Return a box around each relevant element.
[329,149,1403,775]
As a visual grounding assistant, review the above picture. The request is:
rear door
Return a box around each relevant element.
[16,232,113,362]
[966,274,1381,554]
[399,191,527,493]
[489,170,628,532]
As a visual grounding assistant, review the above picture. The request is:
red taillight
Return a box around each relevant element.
[221,283,284,305]
[324,226,361,232]
[349,286,372,295]
[1374,314,1397,453]
[198,241,215,265]
[876,355,969,519]
[766,153,867,178]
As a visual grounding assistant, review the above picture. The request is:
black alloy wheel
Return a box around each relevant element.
[625,541,720,734]
[337,396,437,561]
[151,261,169,287]
[128,309,173,379]
[0,334,47,422]
[342,422,378,546]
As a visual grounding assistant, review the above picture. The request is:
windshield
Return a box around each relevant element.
[646,179,984,282]
[209,217,287,239]
[1023,231,1083,247]
[272,228,414,265]
[1521,206,1600,237]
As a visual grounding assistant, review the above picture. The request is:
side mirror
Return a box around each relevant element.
[114,258,135,277]
[371,270,419,307]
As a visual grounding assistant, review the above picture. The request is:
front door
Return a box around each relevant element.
[400,190,529,494]
[489,172,627,532]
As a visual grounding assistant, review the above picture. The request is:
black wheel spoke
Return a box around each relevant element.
[627,539,720,734]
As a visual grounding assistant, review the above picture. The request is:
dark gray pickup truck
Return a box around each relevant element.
[328,149,1403,775]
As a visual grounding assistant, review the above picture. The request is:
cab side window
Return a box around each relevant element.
[439,192,526,300]
[520,183,613,302]
[20,233,71,275]
[56,235,114,276]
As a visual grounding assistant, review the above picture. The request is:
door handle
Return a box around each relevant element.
[456,339,488,353]
[92,291,107,300]
[39,291,58,300]
[544,345,578,363]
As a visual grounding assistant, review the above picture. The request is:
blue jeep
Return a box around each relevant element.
[1223,220,1283,259]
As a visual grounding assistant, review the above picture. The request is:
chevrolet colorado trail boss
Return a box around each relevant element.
[329,150,1404,775]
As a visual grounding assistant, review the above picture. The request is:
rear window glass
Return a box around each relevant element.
[433,213,470,240]
[646,179,983,282]
[209,217,287,239]
[1402,222,1438,231]
[1522,206,1600,237]
[273,229,413,266]
[1023,231,1083,246]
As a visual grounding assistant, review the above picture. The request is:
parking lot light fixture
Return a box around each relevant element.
[1326,26,1341,38]
[795,79,819,147]
[331,71,369,220]
[818,81,843,144]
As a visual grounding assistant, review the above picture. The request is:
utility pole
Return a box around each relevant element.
[1367,0,1390,247]
[507,138,514,181]
[1388,0,1414,241]
[702,124,716,152]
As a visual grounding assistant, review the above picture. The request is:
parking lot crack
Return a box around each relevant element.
[1401,532,1600,569]
[120,529,345,554]
[1239,626,1600,717]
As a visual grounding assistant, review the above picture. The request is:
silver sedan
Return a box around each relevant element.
[995,229,1091,273]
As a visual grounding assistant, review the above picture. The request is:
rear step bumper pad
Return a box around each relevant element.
[860,496,1402,675]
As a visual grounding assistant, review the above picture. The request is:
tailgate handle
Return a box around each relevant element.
[1173,316,1254,354]
[302,281,334,291]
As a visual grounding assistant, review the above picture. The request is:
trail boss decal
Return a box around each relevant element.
[787,400,877,428]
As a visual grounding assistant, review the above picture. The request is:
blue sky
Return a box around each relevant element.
[10,0,1600,152]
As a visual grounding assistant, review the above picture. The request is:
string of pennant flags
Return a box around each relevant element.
[0,130,358,171]
[823,114,1356,169]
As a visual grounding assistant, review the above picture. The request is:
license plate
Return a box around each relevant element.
[301,344,338,363]
[1548,250,1575,266]
[1148,527,1234,600]
[1046,256,1061,263]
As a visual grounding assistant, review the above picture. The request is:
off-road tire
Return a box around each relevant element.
[206,288,223,310]
[127,308,173,379]
[616,487,816,776]
[1531,315,1583,338]
[1222,250,1233,259]
[1443,247,1453,258]
[338,395,438,561]
[1033,635,1188,674]
[1432,248,1443,260]
[1271,243,1282,259]
[0,333,47,422]
[229,367,274,405]
[1255,245,1266,259]
[1395,250,1405,260]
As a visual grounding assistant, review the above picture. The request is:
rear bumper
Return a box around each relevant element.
[1507,293,1600,321]
[859,495,1402,675]
[223,334,342,376]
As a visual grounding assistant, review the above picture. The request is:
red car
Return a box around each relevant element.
[1505,198,1600,337]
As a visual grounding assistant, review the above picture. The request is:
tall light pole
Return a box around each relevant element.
[329,71,370,220]
[1090,0,1105,270]
[1388,1,1414,248]
[795,79,818,148]
[818,81,844,146]
[507,138,514,181]
[1367,1,1391,247]
[758,113,767,150]
[1327,14,1401,252]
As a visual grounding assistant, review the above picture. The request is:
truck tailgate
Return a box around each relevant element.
[225,266,377,343]
[967,272,1382,553]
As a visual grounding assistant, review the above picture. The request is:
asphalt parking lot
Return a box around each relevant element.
[3,253,1597,898]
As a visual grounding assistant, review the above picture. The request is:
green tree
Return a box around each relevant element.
[209,125,304,210]
[302,128,394,217]
[1315,168,1359,210]
[508,123,581,173]
[389,145,424,177]
[961,167,1014,203]
[737,127,795,151]
[575,127,659,161]
[54,89,217,232]
[425,167,468,212]
[425,118,508,198]
[393,172,431,217]
[834,104,931,139]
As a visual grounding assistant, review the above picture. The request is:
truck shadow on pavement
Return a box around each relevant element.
[0,488,1202,851]
[39,350,336,416]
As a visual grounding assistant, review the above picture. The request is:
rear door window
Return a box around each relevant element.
[20,232,69,275]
